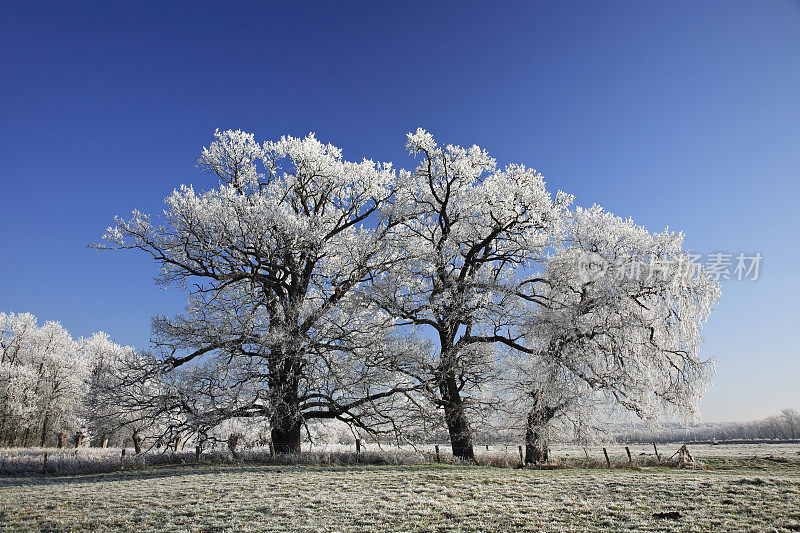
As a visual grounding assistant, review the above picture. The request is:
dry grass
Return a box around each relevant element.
[1,462,798,531]
[0,444,798,531]
[0,447,433,476]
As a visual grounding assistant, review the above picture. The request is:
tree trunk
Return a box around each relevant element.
[270,420,301,453]
[39,412,50,447]
[525,409,549,464]
[269,348,302,454]
[440,371,475,461]
[270,380,301,453]
[525,403,557,464]
[132,429,142,454]
[227,434,240,459]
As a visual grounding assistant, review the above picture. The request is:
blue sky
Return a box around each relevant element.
[1,1,798,422]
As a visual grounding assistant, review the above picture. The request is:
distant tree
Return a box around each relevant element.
[764,414,787,439]
[81,332,136,447]
[99,130,424,452]
[616,407,800,443]
[781,409,799,439]
[0,312,90,447]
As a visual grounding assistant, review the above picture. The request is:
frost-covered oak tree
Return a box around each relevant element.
[373,130,570,460]
[99,130,424,452]
[512,206,720,462]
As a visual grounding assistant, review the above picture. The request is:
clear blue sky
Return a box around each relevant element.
[1,1,798,422]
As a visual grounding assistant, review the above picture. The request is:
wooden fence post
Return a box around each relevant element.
[669,444,694,465]
[195,445,202,463]
[268,440,275,459]
[435,445,440,463]
[120,448,126,471]
[625,446,632,464]
[518,445,524,466]
[653,442,660,462]
[42,452,48,474]
[603,447,611,468]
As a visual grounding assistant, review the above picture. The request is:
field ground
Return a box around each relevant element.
[1,444,799,532]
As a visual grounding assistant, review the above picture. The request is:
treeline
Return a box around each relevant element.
[618,409,800,443]
[0,312,131,447]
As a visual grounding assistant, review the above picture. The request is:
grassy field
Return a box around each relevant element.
[1,445,798,531]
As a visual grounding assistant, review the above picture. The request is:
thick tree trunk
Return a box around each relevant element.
[227,434,240,458]
[525,403,557,464]
[132,429,142,454]
[269,345,303,454]
[271,420,301,453]
[525,409,549,464]
[269,379,302,453]
[440,371,475,461]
